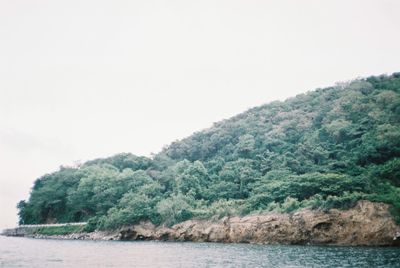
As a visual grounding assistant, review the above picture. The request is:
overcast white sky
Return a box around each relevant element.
[1,0,400,230]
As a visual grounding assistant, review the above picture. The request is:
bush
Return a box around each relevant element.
[320,192,364,211]
[100,192,159,229]
[279,197,301,213]
[156,194,193,226]
[366,182,400,224]
[83,217,99,232]
[35,225,85,235]
[195,199,245,220]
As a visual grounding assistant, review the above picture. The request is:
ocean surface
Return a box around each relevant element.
[0,236,399,267]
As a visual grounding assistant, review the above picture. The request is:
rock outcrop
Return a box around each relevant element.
[4,200,399,246]
[116,201,400,246]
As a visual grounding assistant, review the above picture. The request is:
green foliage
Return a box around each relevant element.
[203,199,245,219]
[368,158,400,186]
[100,193,156,229]
[18,168,86,224]
[34,225,85,235]
[246,172,368,212]
[365,182,400,224]
[84,153,152,171]
[83,217,100,232]
[236,134,255,157]
[174,160,208,199]
[17,73,400,229]
[156,194,194,226]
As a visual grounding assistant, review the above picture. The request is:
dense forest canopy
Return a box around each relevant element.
[18,73,400,230]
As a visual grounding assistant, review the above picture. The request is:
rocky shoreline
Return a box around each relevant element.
[6,201,400,246]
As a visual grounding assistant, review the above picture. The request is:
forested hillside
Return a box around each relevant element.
[17,73,400,230]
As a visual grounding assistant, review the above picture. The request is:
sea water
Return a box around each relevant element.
[0,236,399,267]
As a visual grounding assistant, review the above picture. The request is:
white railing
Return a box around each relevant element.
[19,222,87,228]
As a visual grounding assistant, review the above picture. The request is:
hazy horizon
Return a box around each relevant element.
[1,0,400,230]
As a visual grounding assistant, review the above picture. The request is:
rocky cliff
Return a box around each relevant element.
[7,201,400,246]
[114,201,399,246]
[83,201,400,246]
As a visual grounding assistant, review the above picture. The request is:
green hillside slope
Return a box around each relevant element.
[18,73,400,229]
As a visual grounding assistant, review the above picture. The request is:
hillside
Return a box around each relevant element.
[17,73,400,231]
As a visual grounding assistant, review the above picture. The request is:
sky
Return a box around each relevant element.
[1,0,400,230]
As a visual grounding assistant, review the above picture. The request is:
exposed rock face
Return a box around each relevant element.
[4,201,399,246]
[117,201,400,246]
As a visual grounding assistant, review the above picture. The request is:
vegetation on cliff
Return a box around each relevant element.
[17,73,400,229]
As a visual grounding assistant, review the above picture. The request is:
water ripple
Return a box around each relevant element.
[0,236,399,267]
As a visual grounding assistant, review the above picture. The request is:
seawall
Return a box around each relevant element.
[1,223,86,237]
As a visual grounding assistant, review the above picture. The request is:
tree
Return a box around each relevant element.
[17,73,400,227]
[236,134,255,157]
[174,160,208,199]
[156,194,193,226]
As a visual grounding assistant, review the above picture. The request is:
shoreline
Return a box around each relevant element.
[4,201,400,247]
[14,233,400,247]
